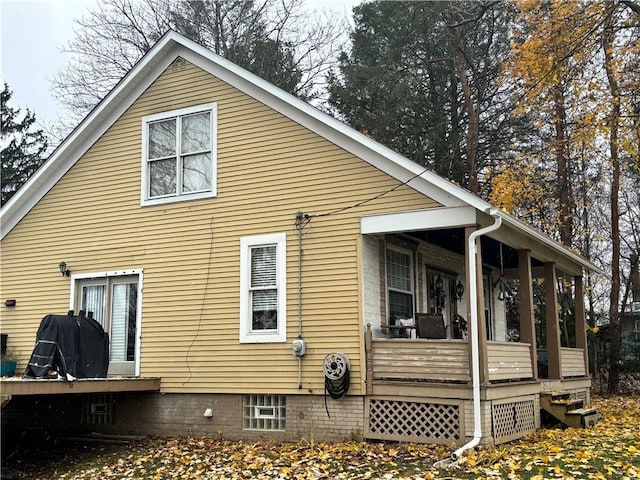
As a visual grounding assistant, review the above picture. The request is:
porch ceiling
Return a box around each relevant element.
[361,207,600,277]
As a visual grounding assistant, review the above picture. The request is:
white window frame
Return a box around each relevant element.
[141,103,217,206]
[69,269,143,377]
[240,233,287,343]
[386,244,415,324]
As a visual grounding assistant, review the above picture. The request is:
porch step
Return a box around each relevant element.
[566,408,600,428]
[540,392,600,429]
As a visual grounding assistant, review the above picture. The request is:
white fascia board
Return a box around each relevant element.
[495,211,602,275]
[361,206,478,235]
[0,36,179,239]
[1,31,479,238]
[178,41,477,209]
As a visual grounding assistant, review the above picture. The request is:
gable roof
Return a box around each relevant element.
[0,31,600,275]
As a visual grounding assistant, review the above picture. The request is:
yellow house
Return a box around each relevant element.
[1,32,600,447]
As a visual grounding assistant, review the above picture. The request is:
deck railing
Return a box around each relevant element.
[367,338,471,384]
[561,347,586,377]
[537,347,587,378]
[365,324,538,387]
[365,331,584,387]
[487,341,534,381]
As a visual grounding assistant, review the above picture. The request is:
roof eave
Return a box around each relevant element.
[0,32,603,278]
[0,32,181,238]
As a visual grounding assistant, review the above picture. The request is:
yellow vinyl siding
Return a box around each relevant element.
[0,59,437,394]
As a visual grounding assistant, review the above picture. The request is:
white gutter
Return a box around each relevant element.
[450,208,502,461]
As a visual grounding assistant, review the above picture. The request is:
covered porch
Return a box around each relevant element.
[359,206,596,445]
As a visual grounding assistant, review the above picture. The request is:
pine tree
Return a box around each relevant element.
[327,1,518,191]
[1,83,48,205]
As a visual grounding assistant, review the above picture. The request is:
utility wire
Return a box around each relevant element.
[184,215,215,385]
[303,4,617,222]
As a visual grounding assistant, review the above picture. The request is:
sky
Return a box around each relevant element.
[1,0,100,127]
[1,0,358,130]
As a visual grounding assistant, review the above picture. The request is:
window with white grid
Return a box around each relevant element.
[141,103,217,206]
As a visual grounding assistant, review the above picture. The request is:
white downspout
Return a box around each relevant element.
[450,208,502,461]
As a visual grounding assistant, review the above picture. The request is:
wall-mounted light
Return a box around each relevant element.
[59,261,71,277]
[4,299,16,307]
[455,280,465,302]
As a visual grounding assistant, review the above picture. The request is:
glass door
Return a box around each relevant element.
[77,275,139,376]
[108,279,138,375]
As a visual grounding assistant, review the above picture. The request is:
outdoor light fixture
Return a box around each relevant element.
[455,280,465,301]
[59,261,71,277]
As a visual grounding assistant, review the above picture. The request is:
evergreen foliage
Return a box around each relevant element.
[1,83,48,206]
[327,1,521,191]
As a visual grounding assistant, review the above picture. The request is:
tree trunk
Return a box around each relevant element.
[450,24,479,194]
[553,85,572,247]
[603,14,621,394]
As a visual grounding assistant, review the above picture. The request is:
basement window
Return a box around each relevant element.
[243,395,286,431]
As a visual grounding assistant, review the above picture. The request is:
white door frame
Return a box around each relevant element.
[69,269,143,377]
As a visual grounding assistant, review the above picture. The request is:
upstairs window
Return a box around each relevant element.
[141,103,217,206]
[240,233,287,343]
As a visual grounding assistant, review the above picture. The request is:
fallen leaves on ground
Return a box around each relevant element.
[9,394,640,480]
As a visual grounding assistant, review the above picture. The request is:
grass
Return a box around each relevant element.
[4,394,639,479]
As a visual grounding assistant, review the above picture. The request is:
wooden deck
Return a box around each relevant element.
[1,376,160,402]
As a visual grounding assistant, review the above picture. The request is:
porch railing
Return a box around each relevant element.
[487,341,534,382]
[537,347,587,378]
[561,347,586,377]
[368,338,471,384]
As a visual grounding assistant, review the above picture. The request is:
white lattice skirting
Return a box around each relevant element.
[492,398,537,444]
[365,397,461,444]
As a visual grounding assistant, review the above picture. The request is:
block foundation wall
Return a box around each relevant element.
[100,392,365,442]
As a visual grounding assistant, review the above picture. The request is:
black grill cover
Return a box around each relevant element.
[23,311,109,379]
[77,311,109,378]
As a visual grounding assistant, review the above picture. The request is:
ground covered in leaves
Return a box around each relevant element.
[4,395,639,480]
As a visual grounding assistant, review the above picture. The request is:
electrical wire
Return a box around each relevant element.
[304,3,617,224]
[183,215,215,385]
[310,164,433,219]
